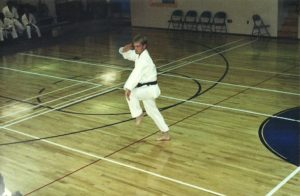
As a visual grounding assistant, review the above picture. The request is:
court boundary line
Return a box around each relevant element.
[266,167,300,196]
[2,126,226,196]
[161,95,300,123]
[193,62,300,77]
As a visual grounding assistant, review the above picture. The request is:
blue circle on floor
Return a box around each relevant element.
[259,107,300,166]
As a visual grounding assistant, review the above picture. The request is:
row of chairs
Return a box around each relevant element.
[168,10,227,33]
[168,10,271,37]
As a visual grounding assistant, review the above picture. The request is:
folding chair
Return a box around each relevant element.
[182,10,198,31]
[212,11,227,33]
[168,9,183,30]
[197,11,212,32]
[252,14,270,37]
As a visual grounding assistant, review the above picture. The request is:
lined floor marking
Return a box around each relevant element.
[0,38,250,119]
[162,73,300,96]
[194,62,300,77]
[0,66,103,86]
[2,126,225,196]
[266,167,300,196]
[0,84,122,128]
[160,39,258,74]
[161,95,300,123]
[0,38,243,111]
[157,38,245,69]
[0,70,123,110]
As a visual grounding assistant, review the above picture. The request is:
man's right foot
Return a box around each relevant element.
[135,113,144,126]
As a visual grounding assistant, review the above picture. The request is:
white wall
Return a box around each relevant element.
[131,0,279,37]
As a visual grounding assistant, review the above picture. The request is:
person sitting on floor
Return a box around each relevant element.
[0,12,18,41]
[21,7,41,39]
[2,1,24,35]
[0,174,23,196]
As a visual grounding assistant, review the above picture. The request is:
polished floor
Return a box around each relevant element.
[0,27,299,196]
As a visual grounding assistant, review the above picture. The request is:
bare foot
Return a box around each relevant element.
[156,132,171,141]
[135,113,144,126]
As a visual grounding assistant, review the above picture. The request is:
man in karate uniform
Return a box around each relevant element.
[119,34,170,141]
[2,1,24,34]
[21,8,42,39]
[0,12,18,41]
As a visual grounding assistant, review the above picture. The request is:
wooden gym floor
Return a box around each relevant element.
[0,27,299,195]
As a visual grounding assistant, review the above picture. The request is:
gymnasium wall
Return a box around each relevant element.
[130,0,279,37]
[0,0,57,18]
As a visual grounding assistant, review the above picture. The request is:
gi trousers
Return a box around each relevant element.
[127,85,169,132]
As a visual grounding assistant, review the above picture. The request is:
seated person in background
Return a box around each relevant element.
[2,1,24,35]
[0,12,18,41]
[0,13,4,42]
[21,7,41,39]
[0,174,23,196]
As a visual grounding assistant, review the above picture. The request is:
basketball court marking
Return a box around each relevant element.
[0,70,123,110]
[19,38,245,71]
[161,95,300,123]
[1,54,296,114]
[156,38,245,69]
[0,39,254,120]
[0,37,299,195]
[0,37,245,112]
[193,62,300,77]
[162,73,300,96]
[1,40,297,128]
[0,84,121,128]
[160,39,258,74]
[17,53,131,71]
[266,167,300,196]
[0,66,103,86]
[0,84,104,120]
[1,126,225,196]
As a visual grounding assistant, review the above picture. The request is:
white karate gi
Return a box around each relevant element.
[0,20,4,41]
[1,188,11,196]
[119,47,169,132]
[21,13,41,39]
[2,5,24,34]
[0,18,18,40]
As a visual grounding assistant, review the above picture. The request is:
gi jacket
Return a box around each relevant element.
[119,48,158,91]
